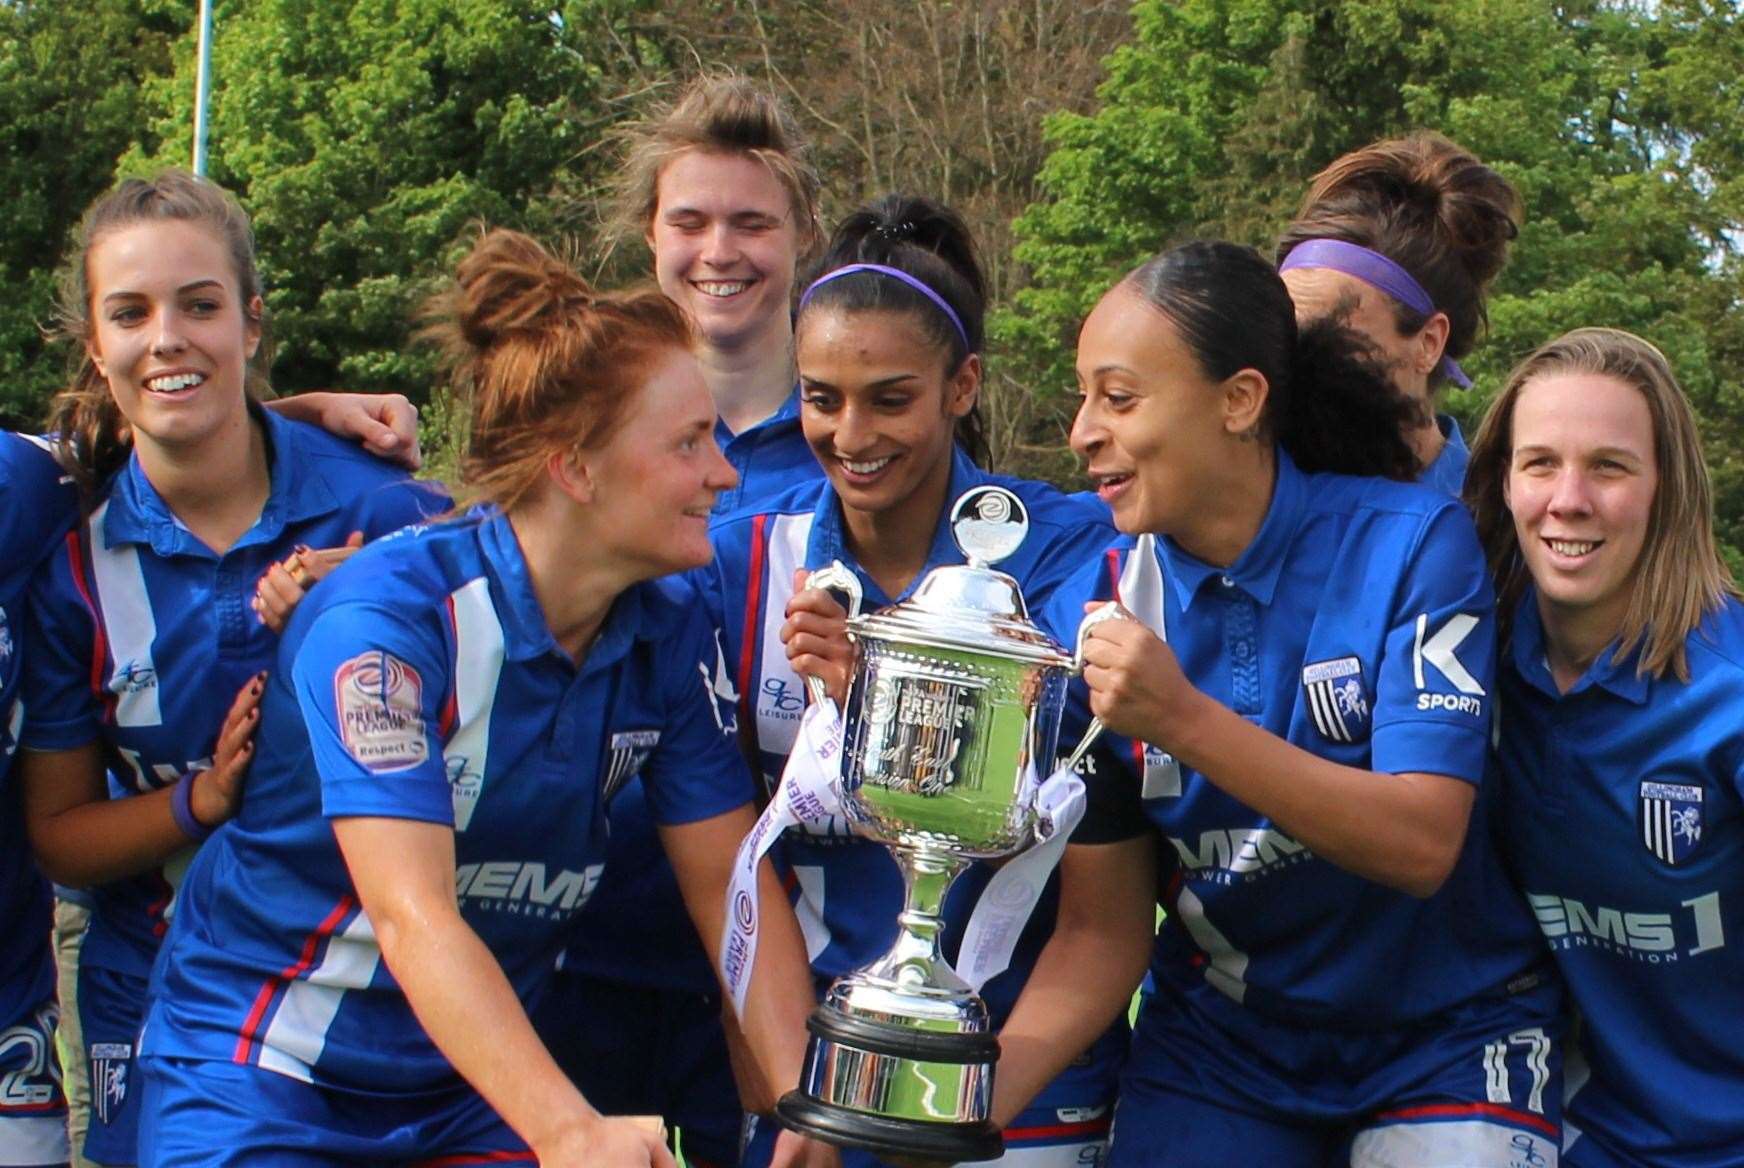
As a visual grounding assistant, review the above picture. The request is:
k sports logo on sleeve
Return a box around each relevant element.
[334,650,428,772]
[700,628,740,738]
[1412,612,1486,715]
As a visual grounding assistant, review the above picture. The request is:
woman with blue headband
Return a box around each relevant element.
[1277,132,1523,495]
[708,194,1125,1168]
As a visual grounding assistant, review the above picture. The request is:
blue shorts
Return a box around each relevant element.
[136,1055,533,1167]
[532,969,740,1167]
[0,996,69,1167]
[1108,973,1564,1167]
[81,964,145,1166]
[741,1022,1127,1168]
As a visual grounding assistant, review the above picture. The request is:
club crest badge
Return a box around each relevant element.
[91,1042,131,1125]
[603,729,661,803]
[1639,780,1703,866]
[1302,656,1369,743]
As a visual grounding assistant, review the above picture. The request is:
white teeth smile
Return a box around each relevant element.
[695,281,750,298]
[841,455,893,475]
[1549,539,1599,557]
[145,373,205,393]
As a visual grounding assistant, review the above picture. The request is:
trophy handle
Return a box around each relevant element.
[798,561,864,708]
[1060,601,1133,775]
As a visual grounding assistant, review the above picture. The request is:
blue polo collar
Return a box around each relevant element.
[715,385,802,444]
[101,404,343,558]
[1507,589,1650,705]
[805,446,987,608]
[1159,448,1304,610]
[475,507,645,671]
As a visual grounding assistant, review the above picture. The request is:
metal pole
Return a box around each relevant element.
[192,0,214,176]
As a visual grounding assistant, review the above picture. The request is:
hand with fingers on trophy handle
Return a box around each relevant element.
[774,485,1117,1164]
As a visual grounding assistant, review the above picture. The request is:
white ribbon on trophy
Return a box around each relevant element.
[1118,532,1182,798]
[954,760,1085,990]
[956,532,1179,987]
[720,697,845,1017]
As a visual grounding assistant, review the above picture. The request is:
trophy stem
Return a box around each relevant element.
[870,845,970,992]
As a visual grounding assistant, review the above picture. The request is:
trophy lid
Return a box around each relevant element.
[849,486,1074,666]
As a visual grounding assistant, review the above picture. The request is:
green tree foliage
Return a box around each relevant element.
[997,0,1744,531]
[126,0,661,401]
[0,0,187,427]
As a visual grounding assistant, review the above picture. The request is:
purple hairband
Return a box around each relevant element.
[798,263,970,351]
[1279,238,1471,388]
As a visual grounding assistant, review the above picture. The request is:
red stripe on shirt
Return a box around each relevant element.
[1005,1115,1112,1144]
[1371,1100,1559,1140]
[736,512,769,746]
[439,595,460,738]
[412,1152,534,1167]
[233,894,358,1064]
[64,530,109,708]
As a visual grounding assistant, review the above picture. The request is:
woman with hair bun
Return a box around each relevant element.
[16,169,443,1167]
[984,241,1563,1166]
[1278,131,1523,494]
[134,229,815,1167]
[717,193,1122,1167]
[1469,328,1744,1168]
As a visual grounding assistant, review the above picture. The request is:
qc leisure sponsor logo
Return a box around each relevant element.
[455,860,604,920]
[334,650,427,772]
[110,659,157,697]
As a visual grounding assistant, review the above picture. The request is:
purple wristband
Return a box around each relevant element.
[171,773,214,843]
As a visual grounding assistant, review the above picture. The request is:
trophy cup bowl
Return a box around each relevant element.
[775,486,1086,1163]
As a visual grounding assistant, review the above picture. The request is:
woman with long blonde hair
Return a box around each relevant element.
[1468,327,1744,1168]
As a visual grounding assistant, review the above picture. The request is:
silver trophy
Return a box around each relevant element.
[777,485,1117,1162]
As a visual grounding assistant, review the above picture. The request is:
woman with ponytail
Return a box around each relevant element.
[982,242,1562,1166]
[714,194,1122,1168]
[1278,131,1523,494]
[133,227,816,1167]
[15,170,442,1167]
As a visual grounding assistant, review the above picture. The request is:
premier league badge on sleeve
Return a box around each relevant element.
[1301,656,1369,744]
[1639,780,1703,866]
[334,650,428,772]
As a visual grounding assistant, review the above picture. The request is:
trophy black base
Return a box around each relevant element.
[777,1092,1004,1163]
[777,1007,1005,1163]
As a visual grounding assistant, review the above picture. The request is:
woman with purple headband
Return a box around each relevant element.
[1278,132,1523,496]
[705,194,1125,1168]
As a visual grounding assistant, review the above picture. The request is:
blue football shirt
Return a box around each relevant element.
[144,509,757,1091]
[1049,451,1546,1028]
[562,384,824,994]
[1496,592,1744,1167]
[0,433,74,1031]
[22,407,444,979]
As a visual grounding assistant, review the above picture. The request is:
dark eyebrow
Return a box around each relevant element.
[1090,364,1141,378]
[801,373,923,392]
[101,278,226,306]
